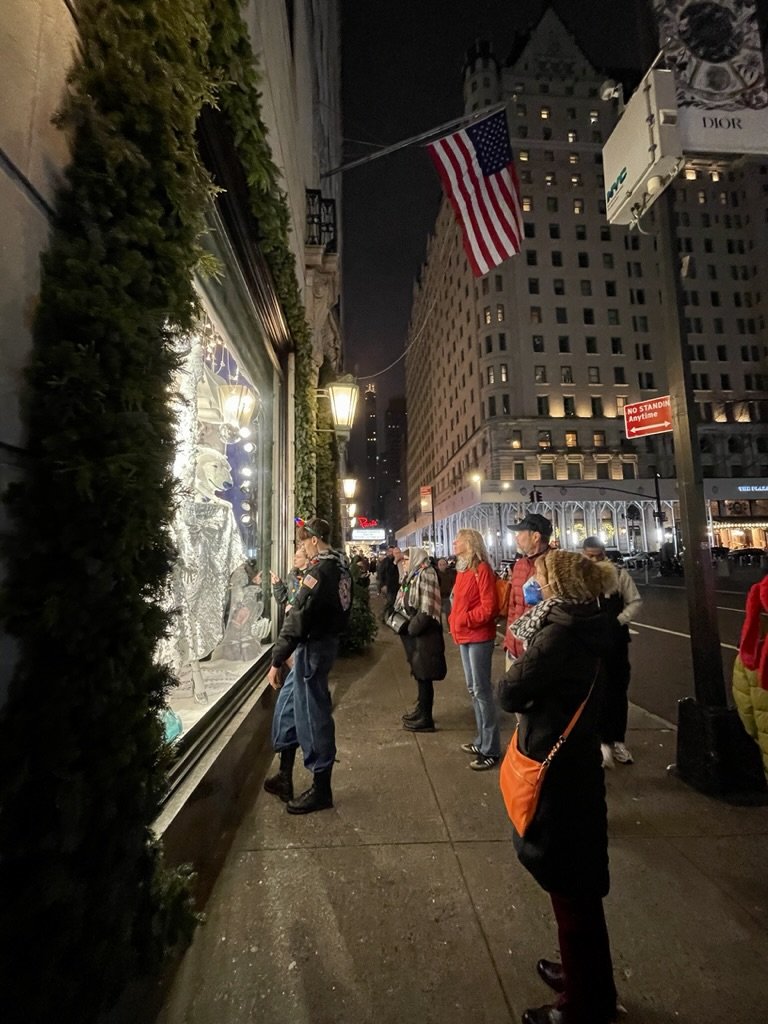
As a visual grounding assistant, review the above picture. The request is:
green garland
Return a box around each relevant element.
[0,2,212,1019]
[206,0,319,514]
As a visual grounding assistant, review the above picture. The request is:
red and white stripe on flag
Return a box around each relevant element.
[427,109,523,277]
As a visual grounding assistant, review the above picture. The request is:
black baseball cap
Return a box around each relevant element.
[508,513,553,539]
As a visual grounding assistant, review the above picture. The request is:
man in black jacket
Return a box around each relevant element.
[264,518,352,814]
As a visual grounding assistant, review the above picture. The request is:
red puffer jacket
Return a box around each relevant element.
[449,561,498,644]
[503,553,543,658]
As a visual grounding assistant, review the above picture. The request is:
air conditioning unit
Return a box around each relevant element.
[602,68,683,226]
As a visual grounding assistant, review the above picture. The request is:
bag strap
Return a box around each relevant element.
[540,661,601,768]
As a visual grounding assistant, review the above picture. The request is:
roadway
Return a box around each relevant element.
[626,568,758,724]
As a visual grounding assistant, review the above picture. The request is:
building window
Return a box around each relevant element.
[537,396,550,416]
[487,366,495,385]
[596,462,610,479]
[573,198,584,214]
[540,462,555,480]
[553,278,565,294]
[496,303,505,322]
[638,372,656,389]
[528,278,540,294]
[483,306,492,325]
[593,431,606,447]
[561,365,574,384]
[500,363,508,382]
[575,224,587,240]
[538,430,552,449]
[567,461,582,480]
[522,196,533,212]
[530,306,542,323]
[549,223,561,239]
[568,129,578,143]
[611,337,622,355]
[526,249,537,266]
[488,396,496,416]
[583,308,595,324]
[622,463,636,479]
[565,431,579,448]
[613,367,626,385]
[532,334,544,352]
[540,106,551,119]
[499,332,507,351]
[586,336,598,353]
[514,462,526,479]
[591,396,604,416]
[580,280,592,296]
[603,253,614,269]
[607,309,620,325]
[588,366,601,384]
[589,109,599,124]
[485,336,493,354]
[524,222,535,238]
[578,251,590,268]
[545,173,556,188]
[563,396,576,416]
[511,430,522,448]
[501,394,510,415]
[534,365,548,383]
[616,396,627,415]
[556,307,568,324]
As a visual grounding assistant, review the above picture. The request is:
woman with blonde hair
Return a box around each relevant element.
[449,528,501,770]
[498,549,622,1024]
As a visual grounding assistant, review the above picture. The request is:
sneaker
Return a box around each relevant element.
[470,754,499,771]
[460,742,482,755]
[613,741,634,764]
[601,743,614,769]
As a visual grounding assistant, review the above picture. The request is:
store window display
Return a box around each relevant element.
[157,313,273,738]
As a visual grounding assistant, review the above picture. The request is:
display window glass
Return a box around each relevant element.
[158,309,275,741]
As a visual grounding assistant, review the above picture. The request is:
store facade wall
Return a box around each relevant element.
[0,0,343,859]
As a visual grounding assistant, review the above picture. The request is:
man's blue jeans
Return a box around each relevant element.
[459,639,500,757]
[271,637,339,772]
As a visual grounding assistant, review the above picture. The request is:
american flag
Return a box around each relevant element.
[427,109,523,277]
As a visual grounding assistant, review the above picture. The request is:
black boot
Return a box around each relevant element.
[287,767,333,814]
[401,705,421,722]
[264,747,297,803]
[404,679,435,730]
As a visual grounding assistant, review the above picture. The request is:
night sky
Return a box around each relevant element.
[338,0,768,474]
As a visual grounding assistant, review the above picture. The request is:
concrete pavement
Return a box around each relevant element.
[157,603,768,1024]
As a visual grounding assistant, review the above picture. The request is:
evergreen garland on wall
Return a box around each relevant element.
[0,1,212,1019]
[205,0,319,514]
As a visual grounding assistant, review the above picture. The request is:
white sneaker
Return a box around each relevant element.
[601,743,614,769]
[613,741,634,764]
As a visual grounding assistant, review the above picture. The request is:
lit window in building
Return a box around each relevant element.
[535,365,547,383]
[616,396,627,414]
[522,196,533,212]
[697,190,706,204]
[538,429,552,448]
[573,198,584,214]
[484,306,492,324]
[711,169,720,182]
[571,173,582,186]
[487,366,495,385]
[685,167,697,180]
[500,363,508,382]
[496,303,505,322]
[593,431,606,447]
[569,153,579,165]
[519,149,530,161]
[568,130,578,143]
[565,431,578,448]
[589,110,599,124]
[511,431,522,448]
[545,173,556,187]
[540,106,551,119]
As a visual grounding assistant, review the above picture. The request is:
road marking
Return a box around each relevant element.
[716,605,745,612]
[633,621,738,651]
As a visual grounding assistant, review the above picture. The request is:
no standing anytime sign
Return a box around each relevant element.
[623,395,673,439]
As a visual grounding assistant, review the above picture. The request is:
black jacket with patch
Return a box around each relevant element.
[271,550,352,667]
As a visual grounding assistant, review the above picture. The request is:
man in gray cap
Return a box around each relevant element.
[503,513,553,669]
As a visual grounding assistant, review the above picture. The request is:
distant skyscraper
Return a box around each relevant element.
[379,395,407,527]
[364,383,378,514]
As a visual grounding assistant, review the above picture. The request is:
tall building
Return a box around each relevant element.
[363,383,378,515]
[379,395,407,529]
[403,8,768,558]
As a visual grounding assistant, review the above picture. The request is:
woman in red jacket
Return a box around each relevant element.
[449,528,500,770]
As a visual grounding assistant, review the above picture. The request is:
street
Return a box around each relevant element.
[625,569,758,724]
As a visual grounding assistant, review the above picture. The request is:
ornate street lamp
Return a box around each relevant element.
[326,375,359,437]
[342,477,357,500]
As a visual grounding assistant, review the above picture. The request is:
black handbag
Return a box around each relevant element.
[385,608,411,635]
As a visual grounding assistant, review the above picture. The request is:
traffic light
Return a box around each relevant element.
[529,489,543,502]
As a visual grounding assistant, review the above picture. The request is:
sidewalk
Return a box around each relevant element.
[157,608,768,1024]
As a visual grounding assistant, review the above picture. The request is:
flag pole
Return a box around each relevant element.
[321,100,509,179]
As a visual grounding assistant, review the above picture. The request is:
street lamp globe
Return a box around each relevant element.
[327,376,359,435]
[342,477,357,500]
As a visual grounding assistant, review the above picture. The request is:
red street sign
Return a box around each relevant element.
[623,395,673,439]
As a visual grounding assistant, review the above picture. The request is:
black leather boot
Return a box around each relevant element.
[287,767,333,814]
[401,705,421,722]
[264,747,297,803]
[536,959,565,993]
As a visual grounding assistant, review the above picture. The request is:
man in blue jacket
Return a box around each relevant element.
[265,517,352,814]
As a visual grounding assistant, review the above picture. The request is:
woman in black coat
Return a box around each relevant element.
[497,549,621,1024]
[395,546,446,731]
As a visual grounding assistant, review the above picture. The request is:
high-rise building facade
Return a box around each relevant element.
[403,9,768,558]
[379,395,407,529]
[363,383,378,515]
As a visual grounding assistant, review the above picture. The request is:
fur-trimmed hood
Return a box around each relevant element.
[540,550,619,603]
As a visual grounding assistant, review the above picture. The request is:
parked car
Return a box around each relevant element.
[728,547,765,566]
[624,551,657,570]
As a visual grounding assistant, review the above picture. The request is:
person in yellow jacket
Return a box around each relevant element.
[732,574,768,777]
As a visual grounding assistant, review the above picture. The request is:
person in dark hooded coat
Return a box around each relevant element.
[497,549,622,1024]
[396,546,446,731]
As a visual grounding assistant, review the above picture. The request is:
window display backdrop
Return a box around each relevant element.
[158,309,274,740]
